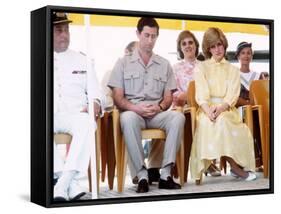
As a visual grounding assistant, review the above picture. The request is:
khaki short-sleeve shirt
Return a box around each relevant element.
[108,50,176,105]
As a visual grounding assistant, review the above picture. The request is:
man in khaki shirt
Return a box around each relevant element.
[108,17,185,193]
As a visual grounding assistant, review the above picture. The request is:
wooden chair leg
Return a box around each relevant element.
[173,165,179,178]
[112,109,124,192]
[95,118,102,194]
[264,125,269,178]
[252,110,263,168]
[178,142,185,186]
[107,114,115,190]
[180,147,186,186]
[100,112,109,182]
[117,136,126,192]
[258,106,268,178]
[88,162,92,192]
[121,145,128,191]
[184,111,193,183]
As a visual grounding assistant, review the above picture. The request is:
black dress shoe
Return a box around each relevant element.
[159,176,181,189]
[148,168,160,184]
[53,196,67,202]
[53,178,58,186]
[136,179,149,193]
[70,192,86,201]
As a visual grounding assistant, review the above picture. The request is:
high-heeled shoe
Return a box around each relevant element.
[244,172,257,181]
[230,169,239,178]
[230,169,256,181]
[204,163,221,177]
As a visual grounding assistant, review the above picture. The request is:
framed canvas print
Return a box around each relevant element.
[31,5,274,207]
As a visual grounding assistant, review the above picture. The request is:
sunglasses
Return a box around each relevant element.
[181,40,194,46]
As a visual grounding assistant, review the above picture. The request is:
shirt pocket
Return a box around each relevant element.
[153,73,167,96]
[123,71,141,95]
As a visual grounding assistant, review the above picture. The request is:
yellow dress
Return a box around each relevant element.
[190,58,256,180]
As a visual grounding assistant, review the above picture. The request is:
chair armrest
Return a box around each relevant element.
[241,104,252,116]
[241,105,253,134]
[173,106,183,112]
[181,106,197,136]
[252,104,262,111]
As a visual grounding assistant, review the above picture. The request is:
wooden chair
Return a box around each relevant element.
[53,117,102,195]
[181,81,197,183]
[249,80,270,177]
[100,111,115,190]
[112,108,185,193]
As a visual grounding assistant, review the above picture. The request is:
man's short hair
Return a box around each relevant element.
[137,17,159,35]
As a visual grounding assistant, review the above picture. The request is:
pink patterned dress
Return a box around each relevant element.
[172,59,198,106]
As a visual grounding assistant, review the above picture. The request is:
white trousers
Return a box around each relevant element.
[53,112,96,176]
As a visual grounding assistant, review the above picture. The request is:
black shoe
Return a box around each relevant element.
[159,176,181,189]
[148,168,160,184]
[136,179,149,193]
[54,196,67,202]
[70,192,86,201]
[53,178,58,186]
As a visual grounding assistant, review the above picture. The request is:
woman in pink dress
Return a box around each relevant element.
[173,30,199,107]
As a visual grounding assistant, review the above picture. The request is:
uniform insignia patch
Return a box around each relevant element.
[72,70,86,74]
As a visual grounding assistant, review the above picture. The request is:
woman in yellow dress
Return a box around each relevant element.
[190,27,256,183]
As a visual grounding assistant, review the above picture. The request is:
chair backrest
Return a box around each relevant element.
[187,81,198,109]
[250,80,269,125]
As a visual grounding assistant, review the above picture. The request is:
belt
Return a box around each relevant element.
[210,97,223,103]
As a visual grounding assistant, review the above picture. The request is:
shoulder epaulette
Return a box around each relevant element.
[79,51,86,56]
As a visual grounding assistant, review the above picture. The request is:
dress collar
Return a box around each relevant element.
[183,58,197,65]
[209,57,227,65]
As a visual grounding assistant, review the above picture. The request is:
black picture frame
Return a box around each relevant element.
[31,5,274,207]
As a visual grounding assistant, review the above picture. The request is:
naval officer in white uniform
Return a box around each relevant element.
[53,12,105,201]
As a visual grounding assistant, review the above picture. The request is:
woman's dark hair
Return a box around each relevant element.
[235,42,252,59]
